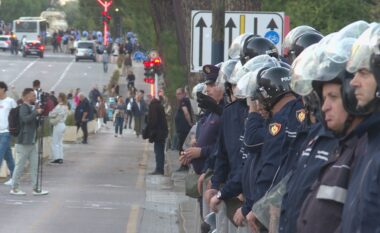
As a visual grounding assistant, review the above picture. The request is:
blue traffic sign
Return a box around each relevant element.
[265,30,280,45]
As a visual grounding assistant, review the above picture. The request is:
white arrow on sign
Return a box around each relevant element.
[191,11,212,72]
[223,11,284,61]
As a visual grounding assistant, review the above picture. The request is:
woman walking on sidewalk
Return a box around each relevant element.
[146,98,168,175]
[49,93,69,164]
[113,96,126,137]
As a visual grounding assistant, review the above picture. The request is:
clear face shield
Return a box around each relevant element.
[215,59,239,89]
[347,23,380,74]
[228,33,254,59]
[290,21,370,96]
[283,25,319,56]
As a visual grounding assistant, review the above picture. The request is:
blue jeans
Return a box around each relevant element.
[154,141,165,173]
[115,117,124,135]
[0,132,15,176]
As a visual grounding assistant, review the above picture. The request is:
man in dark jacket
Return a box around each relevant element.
[75,93,90,144]
[146,98,168,175]
[11,88,48,196]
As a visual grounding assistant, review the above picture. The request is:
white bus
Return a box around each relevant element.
[12,17,48,42]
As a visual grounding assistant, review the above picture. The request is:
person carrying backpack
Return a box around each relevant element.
[0,81,16,186]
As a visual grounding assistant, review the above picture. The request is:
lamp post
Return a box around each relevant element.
[97,0,113,46]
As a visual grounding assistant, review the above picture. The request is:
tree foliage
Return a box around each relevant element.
[0,0,50,23]
[261,0,378,34]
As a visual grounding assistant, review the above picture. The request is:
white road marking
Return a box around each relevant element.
[49,59,74,92]
[9,60,37,85]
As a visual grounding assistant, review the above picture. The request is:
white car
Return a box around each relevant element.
[75,41,96,62]
[0,35,11,51]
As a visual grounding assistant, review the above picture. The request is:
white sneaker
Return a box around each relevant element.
[10,189,26,196]
[33,189,49,196]
[4,179,13,186]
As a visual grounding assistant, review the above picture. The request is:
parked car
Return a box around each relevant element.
[75,41,96,62]
[22,40,44,58]
[0,35,11,51]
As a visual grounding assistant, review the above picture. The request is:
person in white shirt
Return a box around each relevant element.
[48,93,69,164]
[0,81,16,185]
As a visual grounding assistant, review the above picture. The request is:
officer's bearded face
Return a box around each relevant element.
[321,83,349,133]
[350,69,377,108]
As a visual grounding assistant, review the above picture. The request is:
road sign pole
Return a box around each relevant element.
[154,73,159,99]
[97,0,113,46]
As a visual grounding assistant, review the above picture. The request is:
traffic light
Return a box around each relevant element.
[152,57,162,75]
[144,77,155,84]
[102,11,111,24]
[143,60,154,77]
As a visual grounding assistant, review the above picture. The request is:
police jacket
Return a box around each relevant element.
[240,112,266,216]
[211,99,248,190]
[191,111,222,174]
[278,123,339,233]
[251,98,304,204]
[297,119,369,233]
[341,112,380,233]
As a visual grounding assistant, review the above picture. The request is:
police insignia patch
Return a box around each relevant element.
[269,123,281,136]
[296,109,306,123]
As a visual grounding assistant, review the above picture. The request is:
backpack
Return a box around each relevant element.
[8,105,21,137]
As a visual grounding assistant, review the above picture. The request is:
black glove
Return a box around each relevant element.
[197,92,223,115]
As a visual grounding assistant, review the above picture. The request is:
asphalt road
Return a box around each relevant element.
[0,50,117,97]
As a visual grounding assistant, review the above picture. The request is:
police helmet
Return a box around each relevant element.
[288,32,323,64]
[215,59,239,87]
[347,23,380,95]
[228,33,255,59]
[255,67,292,111]
[240,37,279,65]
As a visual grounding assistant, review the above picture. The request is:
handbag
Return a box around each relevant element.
[142,125,150,140]
[49,115,60,126]
[185,167,201,198]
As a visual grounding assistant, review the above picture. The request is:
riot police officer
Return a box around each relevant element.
[341,23,380,233]
[295,21,371,233]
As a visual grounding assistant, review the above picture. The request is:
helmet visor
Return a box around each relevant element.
[347,23,380,73]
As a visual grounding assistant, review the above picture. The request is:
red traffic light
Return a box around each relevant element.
[144,77,155,84]
[143,61,153,68]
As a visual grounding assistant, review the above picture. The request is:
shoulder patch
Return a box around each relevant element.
[269,123,282,136]
[296,109,306,123]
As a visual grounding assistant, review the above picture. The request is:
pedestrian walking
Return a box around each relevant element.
[0,81,16,185]
[102,51,110,73]
[48,93,69,165]
[11,88,48,196]
[113,96,126,137]
[131,93,147,138]
[96,96,107,131]
[75,93,90,144]
[125,93,134,129]
[146,98,168,175]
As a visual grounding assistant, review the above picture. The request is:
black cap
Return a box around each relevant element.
[203,64,220,84]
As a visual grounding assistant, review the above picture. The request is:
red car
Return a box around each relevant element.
[22,40,44,58]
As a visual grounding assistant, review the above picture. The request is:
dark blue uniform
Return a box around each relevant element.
[278,123,339,233]
[240,112,266,216]
[252,98,304,203]
[297,115,373,233]
[211,99,248,190]
[341,112,380,233]
[191,111,222,174]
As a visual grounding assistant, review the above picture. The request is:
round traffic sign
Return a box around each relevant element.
[265,31,280,45]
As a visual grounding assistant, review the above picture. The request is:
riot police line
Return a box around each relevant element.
[179,20,380,233]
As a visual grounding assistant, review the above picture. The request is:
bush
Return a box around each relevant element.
[107,70,120,93]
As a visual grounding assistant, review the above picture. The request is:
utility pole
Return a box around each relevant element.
[211,0,225,64]
[97,0,112,46]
